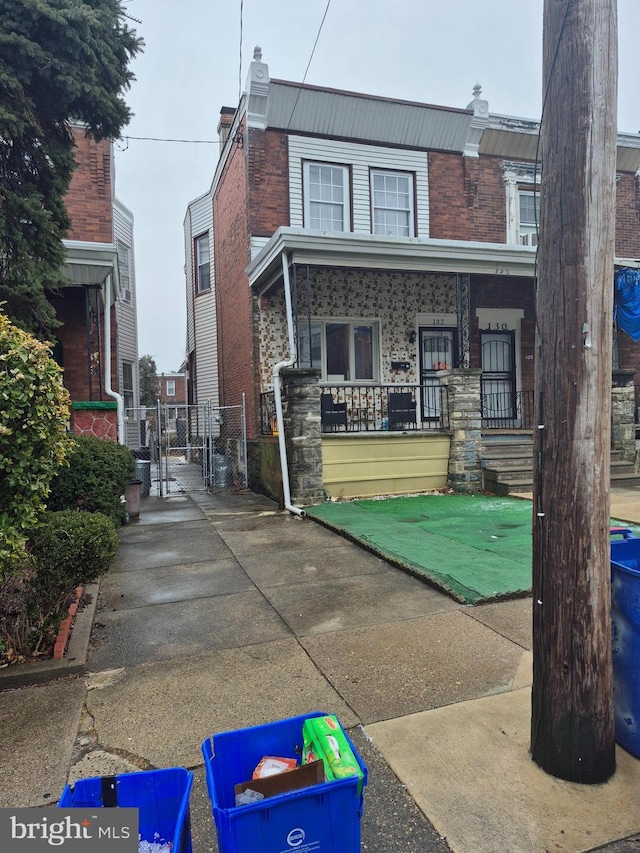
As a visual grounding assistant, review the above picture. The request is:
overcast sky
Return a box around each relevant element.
[115,0,640,375]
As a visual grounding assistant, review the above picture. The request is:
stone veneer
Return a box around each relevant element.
[281,368,324,506]
[258,268,456,390]
[611,371,637,462]
[70,402,118,441]
[439,369,483,492]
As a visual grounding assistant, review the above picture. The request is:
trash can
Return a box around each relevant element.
[59,767,193,853]
[213,453,230,488]
[201,712,367,853]
[125,480,142,519]
[610,528,640,757]
[136,459,152,497]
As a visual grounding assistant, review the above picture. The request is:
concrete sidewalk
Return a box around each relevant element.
[1,488,639,852]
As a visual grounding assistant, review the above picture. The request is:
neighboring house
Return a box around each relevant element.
[158,372,187,406]
[186,49,640,503]
[51,124,140,443]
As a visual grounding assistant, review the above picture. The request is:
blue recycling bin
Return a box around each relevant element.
[58,767,193,853]
[201,712,367,853]
[610,529,640,757]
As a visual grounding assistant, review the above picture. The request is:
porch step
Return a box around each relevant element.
[482,443,640,496]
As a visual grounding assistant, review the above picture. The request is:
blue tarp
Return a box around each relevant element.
[615,268,640,342]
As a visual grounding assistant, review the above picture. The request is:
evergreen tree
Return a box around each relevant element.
[139,354,160,407]
[0,0,142,336]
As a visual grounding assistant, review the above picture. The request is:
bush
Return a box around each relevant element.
[0,313,70,577]
[48,435,136,525]
[0,510,118,662]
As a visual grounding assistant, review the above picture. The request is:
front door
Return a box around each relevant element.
[419,328,456,419]
[480,331,516,424]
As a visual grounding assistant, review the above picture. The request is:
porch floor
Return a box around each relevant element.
[307,492,640,604]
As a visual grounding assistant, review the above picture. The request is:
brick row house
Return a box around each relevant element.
[185,49,640,505]
[50,124,140,444]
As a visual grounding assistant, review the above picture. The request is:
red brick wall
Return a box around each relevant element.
[247,128,290,236]
[65,128,113,243]
[615,173,640,258]
[214,123,256,434]
[158,374,187,404]
[48,289,118,402]
[429,153,506,242]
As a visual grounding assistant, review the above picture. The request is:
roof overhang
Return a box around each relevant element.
[246,227,539,293]
[62,240,118,293]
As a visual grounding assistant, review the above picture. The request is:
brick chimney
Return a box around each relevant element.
[217,106,235,152]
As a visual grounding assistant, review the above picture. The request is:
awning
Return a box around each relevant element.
[62,240,118,292]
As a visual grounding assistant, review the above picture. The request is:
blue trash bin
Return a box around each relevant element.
[610,529,640,757]
[201,712,367,853]
[58,767,193,853]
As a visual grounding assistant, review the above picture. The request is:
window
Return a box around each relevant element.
[195,233,210,292]
[122,362,134,412]
[117,242,131,301]
[371,170,414,237]
[166,379,176,397]
[303,163,350,232]
[518,191,540,246]
[299,319,379,382]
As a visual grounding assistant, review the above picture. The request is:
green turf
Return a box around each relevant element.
[308,494,639,604]
[307,494,532,604]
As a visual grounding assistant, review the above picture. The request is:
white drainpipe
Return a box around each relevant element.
[273,252,306,518]
[103,274,126,444]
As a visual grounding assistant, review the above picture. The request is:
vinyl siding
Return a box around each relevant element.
[288,135,430,237]
[113,199,139,411]
[184,192,218,404]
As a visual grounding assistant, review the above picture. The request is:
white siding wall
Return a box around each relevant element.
[288,136,430,236]
[113,199,139,410]
[184,192,218,405]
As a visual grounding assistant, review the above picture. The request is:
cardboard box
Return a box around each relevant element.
[234,759,324,805]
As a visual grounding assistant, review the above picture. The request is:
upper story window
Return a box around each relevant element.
[195,233,210,293]
[117,241,131,302]
[303,162,350,232]
[518,191,540,246]
[299,319,379,382]
[371,170,414,237]
[122,361,134,411]
[166,379,176,397]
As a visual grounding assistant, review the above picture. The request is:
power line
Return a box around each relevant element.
[119,135,216,144]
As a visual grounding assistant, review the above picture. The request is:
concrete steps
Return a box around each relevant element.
[482,435,640,496]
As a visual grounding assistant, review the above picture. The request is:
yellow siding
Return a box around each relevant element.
[322,434,450,499]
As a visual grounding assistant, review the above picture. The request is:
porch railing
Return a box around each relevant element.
[481,389,535,429]
[260,391,277,435]
[320,384,449,433]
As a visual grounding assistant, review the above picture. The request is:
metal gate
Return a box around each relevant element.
[124,397,247,497]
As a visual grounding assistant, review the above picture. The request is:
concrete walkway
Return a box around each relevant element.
[1,487,640,852]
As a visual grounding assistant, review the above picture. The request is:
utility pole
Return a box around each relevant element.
[531,0,617,783]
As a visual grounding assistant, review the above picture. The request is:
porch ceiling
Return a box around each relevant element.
[247,227,538,294]
[62,240,118,288]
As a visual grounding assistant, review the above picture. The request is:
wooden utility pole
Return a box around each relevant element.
[531,0,617,783]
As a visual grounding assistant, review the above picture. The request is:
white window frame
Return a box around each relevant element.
[303,162,350,232]
[166,379,176,397]
[122,361,134,411]
[370,169,415,237]
[518,191,540,246]
[299,318,380,383]
[117,241,131,302]
[195,233,210,293]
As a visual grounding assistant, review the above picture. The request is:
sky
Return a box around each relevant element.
[115,0,640,375]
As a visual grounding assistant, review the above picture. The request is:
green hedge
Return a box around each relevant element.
[48,435,136,525]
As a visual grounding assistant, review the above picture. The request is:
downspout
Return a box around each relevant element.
[273,252,306,518]
[103,274,126,444]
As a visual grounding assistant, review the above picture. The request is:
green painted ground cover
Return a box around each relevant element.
[307,494,535,604]
[308,494,639,604]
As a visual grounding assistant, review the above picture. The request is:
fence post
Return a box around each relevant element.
[281,368,324,506]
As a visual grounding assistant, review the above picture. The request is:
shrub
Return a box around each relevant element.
[23,510,118,654]
[48,434,136,525]
[0,313,70,577]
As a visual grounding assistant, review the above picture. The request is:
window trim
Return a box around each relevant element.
[517,190,540,246]
[370,168,415,238]
[122,361,134,412]
[166,379,176,397]
[299,317,380,383]
[302,161,351,232]
[117,240,131,302]
[195,232,211,294]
